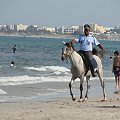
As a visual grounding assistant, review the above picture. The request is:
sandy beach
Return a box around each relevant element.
[0,79,120,120]
[0,95,119,120]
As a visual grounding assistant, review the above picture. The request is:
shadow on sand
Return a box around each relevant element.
[96,105,120,109]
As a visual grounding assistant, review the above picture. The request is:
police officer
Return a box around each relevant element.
[71,24,105,77]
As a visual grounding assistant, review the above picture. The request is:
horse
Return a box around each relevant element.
[61,42,107,102]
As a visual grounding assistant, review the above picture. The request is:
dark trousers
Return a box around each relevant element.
[79,50,94,74]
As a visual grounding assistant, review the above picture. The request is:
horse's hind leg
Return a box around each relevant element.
[69,77,76,101]
[97,70,107,101]
[84,76,90,101]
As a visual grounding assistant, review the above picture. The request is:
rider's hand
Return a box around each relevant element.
[102,49,105,54]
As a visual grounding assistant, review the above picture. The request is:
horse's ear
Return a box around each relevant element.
[63,41,66,45]
[65,43,70,47]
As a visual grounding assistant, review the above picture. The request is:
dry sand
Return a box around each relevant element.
[0,95,120,120]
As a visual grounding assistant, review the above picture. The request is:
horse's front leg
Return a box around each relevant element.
[78,76,84,102]
[69,78,76,101]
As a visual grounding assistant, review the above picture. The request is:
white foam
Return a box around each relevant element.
[0,75,71,86]
[104,77,114,80]
[37,89,68,96]
[91,77,115,81]
[0,89,7,94]
[0,64,115,86]
[0,74,115,86]
[24,67,47,71]
[24,66,70,73]
[53,71,62,75]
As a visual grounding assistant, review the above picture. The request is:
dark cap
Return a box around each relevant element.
[84,24,91,29]
[114,51,119,55]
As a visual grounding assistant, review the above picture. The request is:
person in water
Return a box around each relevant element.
[71,24,105,77]
[12,45,17,53]
[10,61,15,67]
[112,51,120,93]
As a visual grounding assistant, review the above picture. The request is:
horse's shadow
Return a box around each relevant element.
[96,105,120,109]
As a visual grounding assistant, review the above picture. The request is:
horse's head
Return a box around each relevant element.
[61,42,74,61]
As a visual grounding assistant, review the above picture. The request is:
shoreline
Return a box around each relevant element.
[0,79,117,103]
[0,33,76,40]
[0,33,120,41]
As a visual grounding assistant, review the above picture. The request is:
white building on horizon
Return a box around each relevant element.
[14,24,28,31]
[39,27,55,33]
[64,25,82,34]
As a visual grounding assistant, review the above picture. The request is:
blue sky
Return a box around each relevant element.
[0,0,120,27]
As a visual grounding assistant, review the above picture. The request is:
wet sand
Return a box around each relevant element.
[0,79,116,102]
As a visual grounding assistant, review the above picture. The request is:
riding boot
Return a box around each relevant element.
[89,63,97,77]
[79,51,97,77]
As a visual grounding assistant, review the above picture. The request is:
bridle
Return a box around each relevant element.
[62,45,74,60]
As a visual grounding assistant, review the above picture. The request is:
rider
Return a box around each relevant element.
[71,24,105,77]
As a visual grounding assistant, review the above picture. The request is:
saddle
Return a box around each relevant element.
[77,51,98,76]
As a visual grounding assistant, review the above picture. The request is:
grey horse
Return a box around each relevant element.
[61,42,107,102]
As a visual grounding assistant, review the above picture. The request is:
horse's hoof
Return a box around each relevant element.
[78,98,84,102]
[72,97,76,101]
[101,99,107,102]
[84,97,88,101]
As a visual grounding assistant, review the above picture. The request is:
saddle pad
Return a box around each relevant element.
[91,58,97,69]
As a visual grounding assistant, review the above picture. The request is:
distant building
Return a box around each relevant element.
[44,27,55,33]
[0,25,3,29]
[58,27,65,34]
[64,27,75,34]
[106,27,113,31]
[90,24,107,33]
[0,25,7,32]
[78,26,84,33]
[64,25,80,34]
[14,24,28,31]
[9,25,15,30]
[54,27,59,33]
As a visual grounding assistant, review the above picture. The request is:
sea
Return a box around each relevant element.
[0,36,119,102]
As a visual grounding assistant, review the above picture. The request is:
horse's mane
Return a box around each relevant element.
[66,42,75,50]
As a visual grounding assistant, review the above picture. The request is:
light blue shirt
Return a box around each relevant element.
[75,35,100,51]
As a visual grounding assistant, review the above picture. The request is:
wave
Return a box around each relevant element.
[91,77,115,81]
[0,89,7,94]
[23,66,70,73]
[103,77,114,80]
[23,66,70,76]
[0,65,115,86]
[0,75,71,86]
[37,89,69,96]
[0,75,115,86]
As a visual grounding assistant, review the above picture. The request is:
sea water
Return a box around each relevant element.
[0,36,119,102]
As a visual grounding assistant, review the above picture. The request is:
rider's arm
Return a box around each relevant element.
[71,39,79,44]
[93,37,105,53]
[97,44,105,53]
